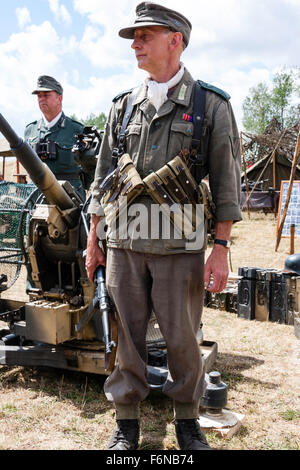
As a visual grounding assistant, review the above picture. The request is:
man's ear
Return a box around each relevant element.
[170,32,183,50]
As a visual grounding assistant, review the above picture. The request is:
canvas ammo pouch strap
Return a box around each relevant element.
[143,156,197,237]
[190,80,216,228]
[99,91,144,224]
[144,155,214,237]
[100,153,144,226]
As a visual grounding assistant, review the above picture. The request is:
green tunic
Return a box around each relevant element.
[24,112,86,199]
[88,68,242,254]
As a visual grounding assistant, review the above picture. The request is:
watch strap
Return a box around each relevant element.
[214,239,230,248]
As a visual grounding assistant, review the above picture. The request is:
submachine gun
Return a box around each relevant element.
[0,113,115,374]
[0,114,218,391]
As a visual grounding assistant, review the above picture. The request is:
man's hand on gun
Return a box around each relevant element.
[82,214,116,372]
[86,215,106,281]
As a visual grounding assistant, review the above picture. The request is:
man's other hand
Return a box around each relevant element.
[204,244,229,293]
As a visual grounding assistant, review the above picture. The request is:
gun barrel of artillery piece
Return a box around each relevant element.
[0,113,75,211]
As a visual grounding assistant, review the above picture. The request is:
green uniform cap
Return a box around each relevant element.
[119,2,192,48]
[32,75,63,95]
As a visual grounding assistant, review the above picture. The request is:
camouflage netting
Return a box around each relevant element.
[0,182,37,290]
[242,117,300,164]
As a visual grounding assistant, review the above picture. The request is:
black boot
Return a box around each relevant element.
[175,419,211,450]
[107,419,140,450]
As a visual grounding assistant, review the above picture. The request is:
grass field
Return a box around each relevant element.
[0,208,299,450]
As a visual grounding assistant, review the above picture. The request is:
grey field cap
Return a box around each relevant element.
[32,75,63,95]
[119,2,192,47]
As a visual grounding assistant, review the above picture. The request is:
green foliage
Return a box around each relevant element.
[272,71,295,127]
[70,112,107,130]
[242,68,300,133]
[243,82,272,134]
[83,112,107,130]
[280,410,300,421]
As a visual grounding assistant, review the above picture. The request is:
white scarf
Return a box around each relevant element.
[43,111,62,129]
[145,63,185,111]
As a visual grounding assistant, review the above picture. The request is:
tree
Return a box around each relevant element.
[83,112,107,130]
[242,68,300,134]
[271,71,294,127]
[70,112,107,130]
[242,82,272,134]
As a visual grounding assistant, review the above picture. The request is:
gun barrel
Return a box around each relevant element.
[0,113,74,211]
[95,266,114,351]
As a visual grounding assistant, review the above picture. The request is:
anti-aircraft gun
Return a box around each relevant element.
[0,113,217,388]
[0,113,118,374]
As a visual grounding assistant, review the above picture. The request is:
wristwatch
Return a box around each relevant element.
[214,239,231,248]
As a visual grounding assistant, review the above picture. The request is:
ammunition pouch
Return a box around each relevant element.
[99,154,216,237]
[144,156,201,237]
[34,140,57,161]
[99,153,144,226]
[144,155,216,237]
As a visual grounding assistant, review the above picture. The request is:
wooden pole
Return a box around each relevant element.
[275,129,300,252]
[272,150,277,218]
[16,159,20,184]
[290,224,295,255]
[244,153,272,207]
[272,149,276,189]
[243,128,289,212]
[240,132,251,219]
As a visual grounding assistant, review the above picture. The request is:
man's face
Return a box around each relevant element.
[131,26,174,75]
[37,91,62,120]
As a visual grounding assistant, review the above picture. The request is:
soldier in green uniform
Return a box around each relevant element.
[25,75,87,200]
[86,2,242,451]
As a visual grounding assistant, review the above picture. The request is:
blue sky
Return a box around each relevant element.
[0,0,299,135]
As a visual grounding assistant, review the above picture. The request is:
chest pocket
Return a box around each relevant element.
[126,123,142,168]
[168,121,194,159]
[125,123,142,137]
[114,123,142,141]
[114,122,142,167]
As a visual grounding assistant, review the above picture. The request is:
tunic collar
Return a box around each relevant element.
[43,111,63,129]
[133,68,194,109]
[38,112,65,131]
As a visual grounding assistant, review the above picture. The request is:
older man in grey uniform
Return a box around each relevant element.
[25,75,92,200]
[86,2,241,451]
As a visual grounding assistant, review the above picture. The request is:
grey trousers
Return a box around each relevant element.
[104,248,205,419]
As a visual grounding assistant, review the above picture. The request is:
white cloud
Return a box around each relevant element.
[72,0,300,128]
[0,20,76,132]
[48,0,72,25]
[62,67,146,121]
[16,7,31,29]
